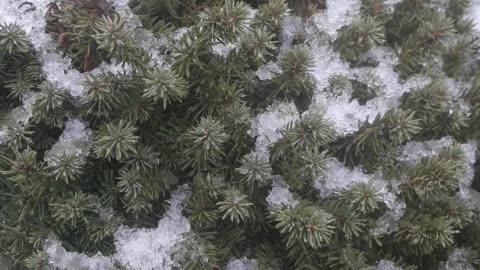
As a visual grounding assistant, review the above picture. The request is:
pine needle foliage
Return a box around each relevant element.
[0,0,479,269]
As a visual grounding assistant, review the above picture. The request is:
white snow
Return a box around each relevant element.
[266,176,298,208]
[466,0,480,33]
[397,137,456,165]
[376,260,402,270]
[256,61,282,81]
[249,101,299,158]
[309,46,431,136]
[438,248,477,270]
[310,0,362,40]
[458,142,478,204]
[314,158,406,235]
[226,257,258,270]
[314,158,371,198]
[45,238,114,270]
[113,186,192,270]
[0,91,39,145]
[280,16,303,49]
[110,0,168,66]
[44,119,93,166]
[397,137,478,206]
[43,186,195,270]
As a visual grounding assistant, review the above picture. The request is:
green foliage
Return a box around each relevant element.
[142,68,188,108]
[31,82,70,128]
[255,0,291,31]
[400,81,451,137]
[335,16,385,63]
[1,0,480,269]
[237,152,272,190]
[181,116,228,173]
[198,0,251,43]
[0,23,30,56]
[217,188,254,224]
[442,35,478,79]
[271,202,335,250]
[338,183,382,215]
[92,16,143,68]
[400,145,465,201]
[361,0,388,22]
[50,191,96,227]
[273,45,315,99]
[46,153,85,184]
[395,13,455,77]
[464,75,480,139]
[340,109,421,169]
[396,213,456,255]
[93,119,139,161]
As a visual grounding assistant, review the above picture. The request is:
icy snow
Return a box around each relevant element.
[397,137,456,165]
[0,91,39,145]
[44,186,194,270]
[225,257,258,270]
[314,158,406,235]
[310,46,431,136]
[108,0,168,67]
[466,0,480,33]
[280,16,303,49]
[310,0,362,40]
[314,158,371,198]
[212,42,240,57]
[45,238,114,270]
[256,61,282,81]
[438,248,477,270]
[266,176,298,208]
[44,119,93,166]
[0,0,86,98]
[398,137,478,206]
[1,0,155,101]
[376,260,402,270]
[113,186,191,269]
[249,101,299,158]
